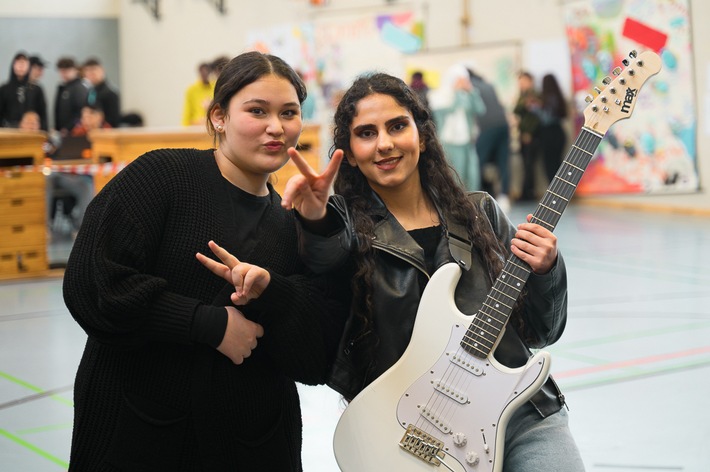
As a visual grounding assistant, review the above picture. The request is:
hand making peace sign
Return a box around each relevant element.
[196,240,271,306]
[280,146,344,221]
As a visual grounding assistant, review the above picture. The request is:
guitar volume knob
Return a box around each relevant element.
[452,432,467,447]
[465,451,480,466]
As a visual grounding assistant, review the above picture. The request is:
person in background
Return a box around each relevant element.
[19,110,58,156]
[54,57,89,135]
[513,71,541,201]
[82,57,121,128]
[429,63,486,191]
[296,70,316,122]
[62,51,345,471]
[536,73,568,185]
[18,110,41,131]
[119,111,145,128]
[279,71,585,471]
[408,70,430,110]
[210,55,230,81]
[182,61,214,126]
[46,104,107,235]
[468,65,512,213]
[0,51,44,128]
[28,55,49,131]
[71,104,111,137]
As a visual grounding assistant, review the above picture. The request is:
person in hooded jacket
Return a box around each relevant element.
[54,57,90,135]
[0,52,45,128]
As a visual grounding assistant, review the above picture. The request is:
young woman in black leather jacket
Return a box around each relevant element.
[280,72,586,471]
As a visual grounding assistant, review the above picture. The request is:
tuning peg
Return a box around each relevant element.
[629,50,638,58]
[602,76,612,85]
[584,94,594,103]
[622,58,630,66]
[594,86,602,94]
[612,67,622,76]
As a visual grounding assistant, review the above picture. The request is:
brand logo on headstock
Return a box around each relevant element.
[621,87,638,114]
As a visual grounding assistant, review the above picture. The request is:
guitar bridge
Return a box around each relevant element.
[399,424,445,466]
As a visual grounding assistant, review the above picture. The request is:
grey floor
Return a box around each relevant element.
[1,201,709,471]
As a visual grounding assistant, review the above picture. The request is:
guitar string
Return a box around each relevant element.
[416,129,604,444]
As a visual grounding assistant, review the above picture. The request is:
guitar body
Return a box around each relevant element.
[333,263,551,472]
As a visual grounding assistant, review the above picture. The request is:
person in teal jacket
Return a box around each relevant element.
[428,63,486,190]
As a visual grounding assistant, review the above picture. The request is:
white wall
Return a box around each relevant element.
[115,0,572,127]
[1,0,706,189]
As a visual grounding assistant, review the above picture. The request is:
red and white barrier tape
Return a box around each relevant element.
[1,162,127,177]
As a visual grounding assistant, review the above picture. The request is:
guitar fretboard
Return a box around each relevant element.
[461,128,603,358]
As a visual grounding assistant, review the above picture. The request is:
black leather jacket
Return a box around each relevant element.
[298,190,567,417]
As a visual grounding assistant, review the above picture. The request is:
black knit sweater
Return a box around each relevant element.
[63,148,344,471]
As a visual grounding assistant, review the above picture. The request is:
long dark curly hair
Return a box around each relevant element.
[330,72,527,346]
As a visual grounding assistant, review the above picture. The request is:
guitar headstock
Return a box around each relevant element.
[583,50,662,135]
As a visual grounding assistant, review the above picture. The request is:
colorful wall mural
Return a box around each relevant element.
[246,10,424,105]
[564,0,698,194]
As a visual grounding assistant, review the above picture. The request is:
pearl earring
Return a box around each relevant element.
[216,124,223,132]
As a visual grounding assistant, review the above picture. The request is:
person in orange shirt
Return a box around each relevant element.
[70,104,111,137]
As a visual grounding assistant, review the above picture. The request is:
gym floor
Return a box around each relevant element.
[1,200,709,471]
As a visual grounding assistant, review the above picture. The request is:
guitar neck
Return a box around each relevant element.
[531,128,603,231]
[462,127,604,359]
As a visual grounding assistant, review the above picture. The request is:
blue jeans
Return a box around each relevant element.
[476,124,511,195]
[503,402,586,471]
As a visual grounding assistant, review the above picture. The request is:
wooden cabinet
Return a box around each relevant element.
[0,130,48,279]
[89,126,215,192]
[88,124,322,194]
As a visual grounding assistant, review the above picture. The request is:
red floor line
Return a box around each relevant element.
[553,346,710,378]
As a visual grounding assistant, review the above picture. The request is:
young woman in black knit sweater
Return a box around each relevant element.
[63,51,344,471]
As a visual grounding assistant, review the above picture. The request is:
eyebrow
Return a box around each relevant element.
[352,115,410,134]
[242,98,300,108]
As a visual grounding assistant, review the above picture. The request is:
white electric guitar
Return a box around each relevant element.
[333,50,661,472]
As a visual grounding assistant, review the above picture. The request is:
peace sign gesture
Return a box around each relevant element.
[280,146,344,221]
[196,241,271,305]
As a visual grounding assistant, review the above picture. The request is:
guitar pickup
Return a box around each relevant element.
[433,378,468,404]
[420,406,451,434]
[449,351,485,376]
[399,424,445,466]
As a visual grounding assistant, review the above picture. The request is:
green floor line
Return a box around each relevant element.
[559,357,710,391]
[0,371,73,407]
[0,428,69,469]
[0,371,42,391]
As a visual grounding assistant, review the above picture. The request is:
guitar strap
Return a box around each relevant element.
[446,221,472,271]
